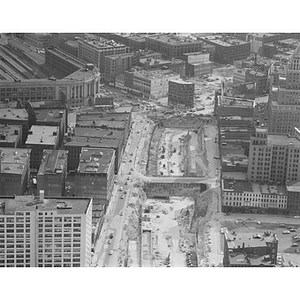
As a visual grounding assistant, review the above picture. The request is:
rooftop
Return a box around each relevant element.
[146,34,201,45]
[46,47,86,68]
[64,135,120,149]
[74,127,124,140]
[200,36,249,47]
[268,134,300,147]
[129,68,179,79]
[80,37,126,49]
[0,124,22,144]
[0,147,31,175]
[25,125,59,145]
[0,195,91,215]
[77,147,115,174]
[0,108,28,121]
[222,179,287,195]
[38,150,68,175]
[64,67,100,82]
[225,232,278,249]
[34,108,65,123]
[169,78,194,85]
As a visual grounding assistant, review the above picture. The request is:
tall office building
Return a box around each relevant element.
[269,45,300,134]
[0,194,93,267]
[248,127,300,184]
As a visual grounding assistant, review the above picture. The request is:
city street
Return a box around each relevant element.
[91,112,153,267]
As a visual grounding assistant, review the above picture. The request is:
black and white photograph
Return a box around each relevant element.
[1,1,300,299]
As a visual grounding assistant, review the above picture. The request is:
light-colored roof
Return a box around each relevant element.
[25,125,59,145]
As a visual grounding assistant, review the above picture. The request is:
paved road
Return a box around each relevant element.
[91,113,151,267]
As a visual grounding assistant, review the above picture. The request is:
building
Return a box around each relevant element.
[221,179,287,214]
[0,194,93,267]
[0,66,101,109]
[94,91,114,108]
[0,106,29,144]
[78,37,130,73]
[168,79,194,108]
[183,52,213,77]
[223,231,278,267]
[0,148,31,196]
[45,46,86,78]
[233,68,248,85]
[248,127,300,185]
[7,38,45,69]
[124,68,180,99]
[198,36,250,65]
[97,33,147,51]
[37,150,68,197]
[63,135,121,173]
[268,46,300,134]
[0,124,22,148]
[33,107,67,148]
[24,33,51,48]
[245,70,268,95]
[25,125,60,170]
[145,34,204,59]
[75,148,115,202]
[104,53,133,83]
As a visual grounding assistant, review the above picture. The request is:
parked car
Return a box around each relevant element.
[283,230,291,234]
[109,250,113,255]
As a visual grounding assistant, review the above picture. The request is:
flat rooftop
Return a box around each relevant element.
[78,147,115,174]
[38,150,68,175]
[64,67,99,82]
[0,147,31,175]
[169,78,194,85]
[74,127,124,140]
[146,34,202,45]
[0,124,22,144]
[0,108,28,121]
[80,37,126,49]
[77,111,130,122]
[222,179,287,195]
[268,134,300,147]
[226,232,278,249]
[130,68,179,79]
[34,108,65,123]
[106,52,133,59]
[0,195,91,215]
[25,125,59,145]
[64,135,120,149]
[200,37,249,47]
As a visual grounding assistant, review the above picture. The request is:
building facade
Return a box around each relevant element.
[25,125,60,170]
[124,68,180,99]
[145,34,204,59]
[0,148,31,196]
[75,148,115,202]
[78,37,130,73]
[248,127,300,184]
[168,79,194,108]
[37,150,68,197]
[268,46,300,134]
[0,195,92,267]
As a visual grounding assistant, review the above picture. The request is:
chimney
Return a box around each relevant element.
[40,190,44,202]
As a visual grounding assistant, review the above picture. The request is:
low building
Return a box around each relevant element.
[0,194,93,267]
[94,91,114,109]
[0,148,31,196]
[0,124,22,148]
[37,150,68,197]
[0,107,29,143]
[124,68,180,99]
[168,79,194,108]
[183,52,213,76]
[221,179,287,214]
[25,125,60,170]
[198,36,251,65]
[75,148,115,202]
[223,231,278,267]
[24,33,51,48]
[63,136,121,173]
[104,53,133,84]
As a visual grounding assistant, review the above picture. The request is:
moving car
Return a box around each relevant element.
[282,230,291,234]
[109,250,113,255]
